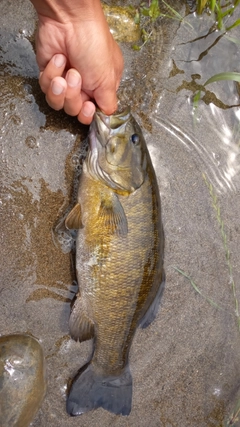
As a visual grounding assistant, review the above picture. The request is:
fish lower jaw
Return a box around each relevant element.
[89,128,98,151]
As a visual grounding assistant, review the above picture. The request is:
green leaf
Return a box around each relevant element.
[132,44,141,51]
[141,28,150,42]
[226,18,240,31]
[149,0,160,20]
[193,90,201,109]
[134,10,140,24]
[197,0,208,14]
[204,72,240,86]
[173,267,224,310]
[141,7,150,16]
[162,0,183,20]
[224,35,240,45]
[210,0,216,13]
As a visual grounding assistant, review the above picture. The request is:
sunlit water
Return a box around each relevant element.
[1,1,240,426]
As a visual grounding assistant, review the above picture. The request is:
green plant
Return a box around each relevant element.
[193,72,240,112]
[173,267,226,310]
[225,398,240,426]
[132,0,185,50]
[196,0,240,30]
[202,174,240,328]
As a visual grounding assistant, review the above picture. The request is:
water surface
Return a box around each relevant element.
[1,1,240,426]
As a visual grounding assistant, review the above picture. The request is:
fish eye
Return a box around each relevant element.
[131,134,140,145]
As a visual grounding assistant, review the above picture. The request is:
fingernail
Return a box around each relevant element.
[52,81,64,95]
[82,105,95,118]
[54,54,66,68]
[66,72,81,88]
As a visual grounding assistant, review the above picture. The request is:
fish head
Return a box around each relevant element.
[87,108,148,193]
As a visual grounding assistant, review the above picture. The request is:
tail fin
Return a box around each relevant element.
[67,363,132,416]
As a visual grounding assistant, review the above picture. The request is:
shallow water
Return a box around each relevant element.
[1,1,240,426]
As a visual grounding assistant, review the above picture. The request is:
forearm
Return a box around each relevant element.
[30,0,104,22]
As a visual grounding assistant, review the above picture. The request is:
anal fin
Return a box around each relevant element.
[69,295,94,342]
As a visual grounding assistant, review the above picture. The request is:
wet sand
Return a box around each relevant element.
[1,1,240,426]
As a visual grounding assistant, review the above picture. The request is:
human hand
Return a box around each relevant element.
[31,0,124,124]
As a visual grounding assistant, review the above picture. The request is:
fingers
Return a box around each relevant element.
[94,87,118,116]
[77,101,96,125]
[39,54,67,93]
[64,70,82,116]
[45,77,66,111]
[40,53,68,111]
[39,57,95,123]
[38,51,121,124]
[64,69,95,123]
[46,69,83,114]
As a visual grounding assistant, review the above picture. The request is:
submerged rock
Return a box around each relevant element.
[0,334,46,427]
[102,3,141,43]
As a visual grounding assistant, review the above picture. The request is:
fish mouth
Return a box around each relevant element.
[96,107,131,130]
[90,108,131,148]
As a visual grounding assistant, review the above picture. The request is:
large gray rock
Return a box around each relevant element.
[0,334,46,427]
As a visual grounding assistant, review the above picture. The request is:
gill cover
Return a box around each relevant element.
[87,108,147,193]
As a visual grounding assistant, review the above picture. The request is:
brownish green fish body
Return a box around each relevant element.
[66,109,164,416]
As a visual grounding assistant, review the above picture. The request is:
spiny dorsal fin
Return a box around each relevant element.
[69,295,94,342]
[98,193,128,236]
[65,203,82,230]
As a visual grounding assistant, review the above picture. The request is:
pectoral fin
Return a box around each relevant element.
[65,203,82,230]
[98,193,128,236]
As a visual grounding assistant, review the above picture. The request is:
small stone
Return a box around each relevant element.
[102,4,141,43]
[9,114,22,125]
[0,334,46,427]
[25,136,38,149]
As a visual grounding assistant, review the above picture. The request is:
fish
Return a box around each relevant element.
[65,108,164,417]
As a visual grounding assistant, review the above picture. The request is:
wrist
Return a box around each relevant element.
[30,0,104,23]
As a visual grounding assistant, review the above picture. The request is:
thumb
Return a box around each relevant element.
[93,87,118,115]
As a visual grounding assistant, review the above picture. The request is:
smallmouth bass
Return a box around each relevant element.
[65,108,164,416]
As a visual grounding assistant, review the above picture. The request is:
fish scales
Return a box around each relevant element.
[65,109,164,417]
[77,167,161,372]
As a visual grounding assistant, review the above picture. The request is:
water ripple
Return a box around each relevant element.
[152,108,240,193]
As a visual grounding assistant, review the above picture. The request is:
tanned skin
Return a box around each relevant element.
[30,0,124,124]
